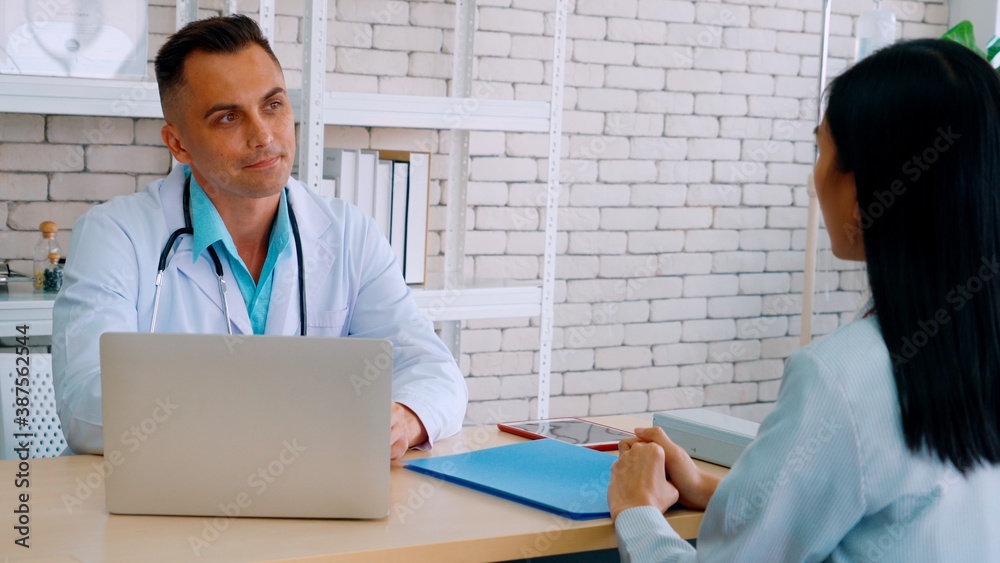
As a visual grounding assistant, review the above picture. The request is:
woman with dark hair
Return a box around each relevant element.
[608,38,1000,561]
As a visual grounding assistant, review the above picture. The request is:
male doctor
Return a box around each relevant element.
[52,15,467,457]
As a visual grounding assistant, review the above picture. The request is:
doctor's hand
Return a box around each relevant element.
[608,441,679,522]
[620,426,720,510]
[390,402,428,460]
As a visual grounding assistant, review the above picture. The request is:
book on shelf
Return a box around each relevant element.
[318,178,337,200]
[373,160,392,240]
[381,150,429,285]
[356,150,378,218]
[405,153,429,285]
[323,148,359,205]
[389,160,409,277]
[321,148,430,285]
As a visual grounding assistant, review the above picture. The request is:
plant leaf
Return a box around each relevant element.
[942,20,987,58]
[987,35,1000,65]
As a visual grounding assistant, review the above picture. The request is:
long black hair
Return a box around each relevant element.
[825,39,1000,473]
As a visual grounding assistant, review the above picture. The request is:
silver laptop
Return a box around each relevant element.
[100,332,391,519]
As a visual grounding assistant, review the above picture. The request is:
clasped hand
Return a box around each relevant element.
[607,426,720,521]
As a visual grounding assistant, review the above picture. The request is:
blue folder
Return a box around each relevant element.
[404,438,615,520]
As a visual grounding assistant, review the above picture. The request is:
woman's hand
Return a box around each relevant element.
[608,441,679,521]
[620,426,720,510]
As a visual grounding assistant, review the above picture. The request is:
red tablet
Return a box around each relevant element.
[497,418,635,451]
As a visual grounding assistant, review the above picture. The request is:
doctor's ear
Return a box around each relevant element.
[161,123,192,164]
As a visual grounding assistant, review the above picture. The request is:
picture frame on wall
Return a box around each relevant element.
[0,0,148,79]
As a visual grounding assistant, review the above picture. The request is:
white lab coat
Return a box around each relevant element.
[52,165,467,455]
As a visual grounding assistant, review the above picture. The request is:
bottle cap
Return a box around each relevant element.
[48,252,60,263]
[39,221,59,238]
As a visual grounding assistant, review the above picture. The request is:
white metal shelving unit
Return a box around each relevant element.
[0,0,568,418]
[290,0,568,418]
[0,78,551,130]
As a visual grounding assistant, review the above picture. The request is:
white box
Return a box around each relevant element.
[653,408,759,468]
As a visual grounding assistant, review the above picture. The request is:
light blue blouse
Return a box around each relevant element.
[616,309,1000,562]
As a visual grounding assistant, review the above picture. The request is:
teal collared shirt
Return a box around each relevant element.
[187,170,290,335]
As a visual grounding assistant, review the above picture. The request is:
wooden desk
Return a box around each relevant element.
[0,415,727,562]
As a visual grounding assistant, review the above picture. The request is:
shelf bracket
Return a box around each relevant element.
[176,0,199,31]
[441,0,477,360]
[535,0,570,420]
[298,0,327,194]
[258,0,276,45]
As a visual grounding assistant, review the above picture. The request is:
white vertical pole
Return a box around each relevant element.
[259,0,276,45]
[298,0,326,193]
[441,0,476,359]
[801,0,833,346]
[802,174,820,345]
[535,0,569,420]
[172,0,199,171]
[176,0,199,30]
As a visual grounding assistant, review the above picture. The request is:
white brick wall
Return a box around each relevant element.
[0,115,44,142]
[0,0,948,423]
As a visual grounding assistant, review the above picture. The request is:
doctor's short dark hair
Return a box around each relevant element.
[154,14,280,120]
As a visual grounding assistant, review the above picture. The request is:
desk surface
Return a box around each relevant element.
[0,414,727,562]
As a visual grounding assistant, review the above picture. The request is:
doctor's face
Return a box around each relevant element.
[161,45,295,200]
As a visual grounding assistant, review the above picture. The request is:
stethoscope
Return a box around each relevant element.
[149,175,308,336]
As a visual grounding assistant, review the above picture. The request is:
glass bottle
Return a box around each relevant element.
[33,221,60,290]
[42,252,63,293]
[856,2,897,61]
